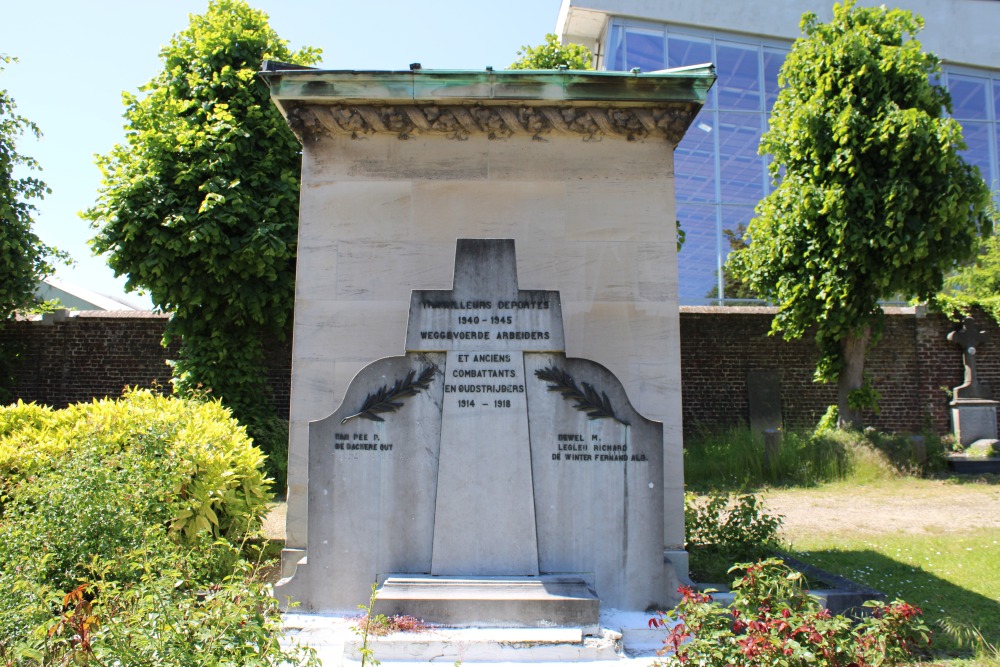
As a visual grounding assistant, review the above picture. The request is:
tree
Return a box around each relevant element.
[1,55,66,321]
[509,33,593,70]
[85,1,320,432]
[707,224,758,302]
[729,1,992,428]
[937,199,1000,323]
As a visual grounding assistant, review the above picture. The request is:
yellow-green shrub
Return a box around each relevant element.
[0,389,271,542]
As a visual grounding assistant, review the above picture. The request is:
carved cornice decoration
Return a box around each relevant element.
[286,103,698,145]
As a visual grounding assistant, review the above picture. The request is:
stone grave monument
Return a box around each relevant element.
[275,239,668,625]
[948,317,999,448]
[261,66,716,621]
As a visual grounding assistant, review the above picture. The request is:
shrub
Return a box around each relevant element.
[0,391,309,664]
[0,388,271,539]
[651,559,931,667]
[245,412,290,493]
[685,493,783,582]
[684,423,944,490]
[2,534,317,666]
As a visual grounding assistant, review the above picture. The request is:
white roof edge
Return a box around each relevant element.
[40,277,139,311]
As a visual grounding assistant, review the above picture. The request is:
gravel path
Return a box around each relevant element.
[761,479,1000,541]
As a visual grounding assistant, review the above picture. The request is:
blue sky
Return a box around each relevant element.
[1,1,560,308]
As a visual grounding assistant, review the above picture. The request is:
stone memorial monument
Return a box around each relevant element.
[275,239,668,625]
[948,317,999,446]
[261,66,715,621]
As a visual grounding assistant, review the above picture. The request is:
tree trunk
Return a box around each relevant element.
[837,326,871,430]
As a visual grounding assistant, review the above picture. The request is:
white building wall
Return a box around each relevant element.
[558,0,1000,70]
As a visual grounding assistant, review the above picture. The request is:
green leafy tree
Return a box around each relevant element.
[938,198,1000,322]
[730,0,992,428]
[509,33,593,70]
[707,224,758,302]
[85,2,320,431]
[1,55,66,321]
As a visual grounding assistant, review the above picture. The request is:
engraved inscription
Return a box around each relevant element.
[418,298,555,344]
[332,431,395,453]
[547,431,647,464]
[444,352,525,413]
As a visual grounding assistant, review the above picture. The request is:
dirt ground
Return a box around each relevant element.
[760,478,1000,541]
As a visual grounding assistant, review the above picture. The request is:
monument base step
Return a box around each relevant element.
[373,575,600,630]
[947,453,1000,474]
[281,610,674,666]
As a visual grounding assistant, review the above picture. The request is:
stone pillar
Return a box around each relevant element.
[263,67,715,581]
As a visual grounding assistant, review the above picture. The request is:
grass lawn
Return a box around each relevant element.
[759,477,1000,664]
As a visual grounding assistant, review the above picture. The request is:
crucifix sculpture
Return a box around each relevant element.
[947,317,991,400]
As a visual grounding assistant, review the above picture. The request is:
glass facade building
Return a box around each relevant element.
[603,19,1000,304]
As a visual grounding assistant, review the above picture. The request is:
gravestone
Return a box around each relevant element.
[275,239,670,624]
[746,369,782,434]
[947,317,999,446]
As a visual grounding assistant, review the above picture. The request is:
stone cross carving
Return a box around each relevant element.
[947,317,991,400]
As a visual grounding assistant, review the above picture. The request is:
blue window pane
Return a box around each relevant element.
[675,108,718,204]
[948,74,988,120]
[676,203,720,303]
[624,27,665,72]
[994,79,1000,192]
[958,121,992,184]
[994,77,1000,121]
[606,24,626,71]
[717,42,761,111]
[763,48,785,113]
[720,206,755,301]
[667,35,711,68]
[668,35,715,108]
[718,112,765,205]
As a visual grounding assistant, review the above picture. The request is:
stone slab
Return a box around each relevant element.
[278,239,674,617]
[950,399,999,446]
[746,369,782,433]
[281,610,679,665]
[373,576,599,630]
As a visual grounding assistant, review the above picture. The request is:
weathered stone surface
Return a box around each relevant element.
[747,369,782,434]
[274,353,445,610]
[373,576,599,629]
[277,240,671,616]
[269,69,709,608]
[951,399,999,446]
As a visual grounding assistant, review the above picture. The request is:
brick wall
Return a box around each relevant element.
[0,311,293,418]
[1,307,987,435]
[679,306,982,436]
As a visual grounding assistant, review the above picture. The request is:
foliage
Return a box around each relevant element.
[728,1,993,428]
[786,490,1000,659]
[355,582,382,667]
[707,223,758,302]
[0,391,309,664]
[0,532,318,666]
[509,33,593,70]
[684,424,945,491]
[0,55,68,323]
[685,493,783,582]
[246,412,290,491]
[0,389,272,543]
[936,214,1000,325]
[651,559,931,667]
[84,1,320,428]
[355,613,430,637]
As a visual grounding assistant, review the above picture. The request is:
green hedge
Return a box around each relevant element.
[0,390,314,665]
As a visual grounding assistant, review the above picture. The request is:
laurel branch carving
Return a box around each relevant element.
[286,103,697,145]
[341,366,436,424]
[535,366,629,426]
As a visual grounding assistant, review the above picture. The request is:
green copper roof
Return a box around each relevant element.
[261,65,716,108]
